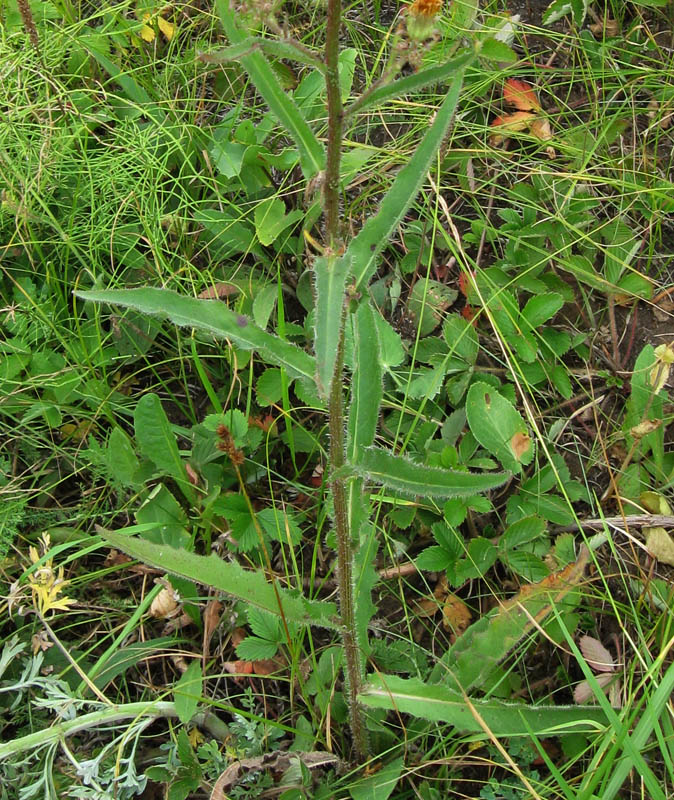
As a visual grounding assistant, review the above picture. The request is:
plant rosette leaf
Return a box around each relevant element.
[465,382,534,472]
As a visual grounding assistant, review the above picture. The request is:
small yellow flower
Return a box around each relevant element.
[27,534,75,616]
[140,10,175,43]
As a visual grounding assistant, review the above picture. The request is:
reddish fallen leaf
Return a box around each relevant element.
[490,111,535,145]
[503,78,541,112]
[458,270,474,298]
[461,305,476,323]
[185,462,200,486]
[223,658,279,676]
[249,413,276,432]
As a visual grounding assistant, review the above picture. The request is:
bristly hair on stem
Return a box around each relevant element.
[322,0,371,762]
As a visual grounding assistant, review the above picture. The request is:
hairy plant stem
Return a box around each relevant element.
[323,0,369,762]
[324,0,343,249]
[328,321,369,762]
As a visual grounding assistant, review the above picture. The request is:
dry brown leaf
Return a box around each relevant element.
[441,593,472,638]
[198,282,239,300]
[223,658,279,676]
[150,587,180,618]
[528,117,555,158]
[413,596,440,618]
[510,431,532,461]
[210,752,339,800]
[579,635,616,672]
[203,599,223,647]
[630,419,662,439]
[589,17,619,37]
[503,79,542,111]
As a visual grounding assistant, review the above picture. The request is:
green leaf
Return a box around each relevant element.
[521,292,564,329]
[236,636,279,661]
[479,38,518,63]
[373,314,405,368]
[347,301,382,461]
[313,255,349,399]
[344,51,474,118]
[254,197,303,246]
[550,364,573,399]
[85,43,162,122]
[360,675,608,734]
[194,209,261,258]
[407,365,448,400]
[349,447,508,498]
[405,280,458,337]
[345,71,466,292]
[252,285,278,329]
[416,546,453,571]
[135,484,190,549]
[349,757,404,800]
[501,516,546,549]
[107,427,140,488]
[339,48,358,101]
[75,288,316,384]
[97,530,339,629]
[505,550,550,582]
[91,636,182,690]
[210,139,247,178]
[214,0,325,177]
[443,315,478,364]
[256,367,283,406]
[134,394,195,504]
[465,382,534,473]
[174,660,202,724]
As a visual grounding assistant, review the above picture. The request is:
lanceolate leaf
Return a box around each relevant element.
[344,51,474,118]
[346,301,382,461]
[99,530,339,629]
[202,37,324,70]
[214,0,324,177]
[345,71,466,293]
[75,288,316,384]
[313,255,349,399]
[350,447,508,498]
[360,675,608,734]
